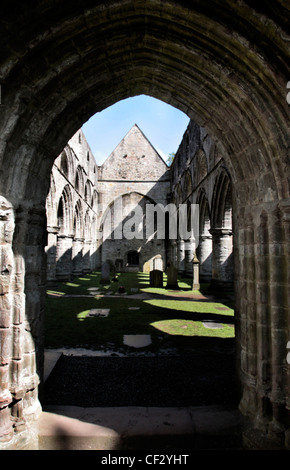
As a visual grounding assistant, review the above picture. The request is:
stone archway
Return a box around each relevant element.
[210,168,234,290]
[0,1,289,449]
[197,189,212,283]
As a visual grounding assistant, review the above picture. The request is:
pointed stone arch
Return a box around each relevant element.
[91,189,98,211]
[75,166,84,195]
[196,188,212,282]
[84,179,93,206]
[183,169,193,200]
[46,173,57,219]
[211,167,232,230]
[73,199,84,240]
[72,200,84,276]
[57,184,73,235]
[59,150,69,178]
[210,168,233,290]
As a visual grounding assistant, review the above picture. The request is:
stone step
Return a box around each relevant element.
[38,405,242,450]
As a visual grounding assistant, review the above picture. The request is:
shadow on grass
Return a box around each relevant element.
[45,271,236,353]
[43,271,239,409]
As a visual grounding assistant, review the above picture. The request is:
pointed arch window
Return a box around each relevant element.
[127,251,139,266]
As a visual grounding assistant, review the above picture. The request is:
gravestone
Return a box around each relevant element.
[150,269,163,287]
[192,254,200,289]
[166,263,179,289]
[100,261,110,284]
[123,335,152,348]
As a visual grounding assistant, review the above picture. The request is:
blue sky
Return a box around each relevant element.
[82,95,190,165]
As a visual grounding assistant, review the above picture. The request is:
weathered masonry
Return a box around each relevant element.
[97,123,171,273]
[0,0,289,450]
[46,123,171,279]
[169,120,234,290]
[46,130,99,283]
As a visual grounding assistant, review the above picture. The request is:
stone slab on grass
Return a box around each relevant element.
[87,309,110,318]
[123,335,152,348]
[202,320,223,329]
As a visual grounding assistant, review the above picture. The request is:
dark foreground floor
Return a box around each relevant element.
[42,348,239,408]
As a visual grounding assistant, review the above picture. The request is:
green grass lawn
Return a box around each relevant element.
[45,271,235,353]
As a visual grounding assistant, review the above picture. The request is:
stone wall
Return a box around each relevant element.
[45,130,99,282]
[97,124,171,273]
[46,124,171,279]
[169,120,234,289]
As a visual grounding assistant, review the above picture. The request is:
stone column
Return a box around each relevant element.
[83,240,92,273]
[236,202,289,450]
[185,237,195,276]
[45,226,59,285]
[0,197,15,445]
[89,240,98,271]
[56,234,74,281]
[198,234,212,282]
[72,237,84,277]
[0,200,45,450]
[177,239,185,275]
[210,228,233,290]
[170,240,177,266]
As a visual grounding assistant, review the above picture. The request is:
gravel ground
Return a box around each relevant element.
[42,347,239,408]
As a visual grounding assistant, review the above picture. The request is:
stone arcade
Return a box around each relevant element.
[0,1,289,450]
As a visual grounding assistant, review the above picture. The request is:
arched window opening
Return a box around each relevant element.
[223,185,232,229]
[127,250,139,266]
[75,166,84,194]
[75,172,79,192]
[60,152,69,177]
[57,198,64,230]
[85,181,92,204]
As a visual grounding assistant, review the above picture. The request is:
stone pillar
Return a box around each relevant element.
[185,237,194,276]
[177,239,185,275]
[170,240,177,266]
[0,197,15,445]
[210,228,233,290]
[17,204,45,440]
[45,226,59,285]
[0,200,45,450]
[83,240,92,273]
[198,234,212,282]
[89,240,98,271]
[72,237,84,276]
[56,234,73,281]
[236,202,289,450]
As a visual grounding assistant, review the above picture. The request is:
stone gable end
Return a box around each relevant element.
[100,124,169,181]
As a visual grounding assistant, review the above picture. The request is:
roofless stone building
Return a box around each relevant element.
[0,0,289,450]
